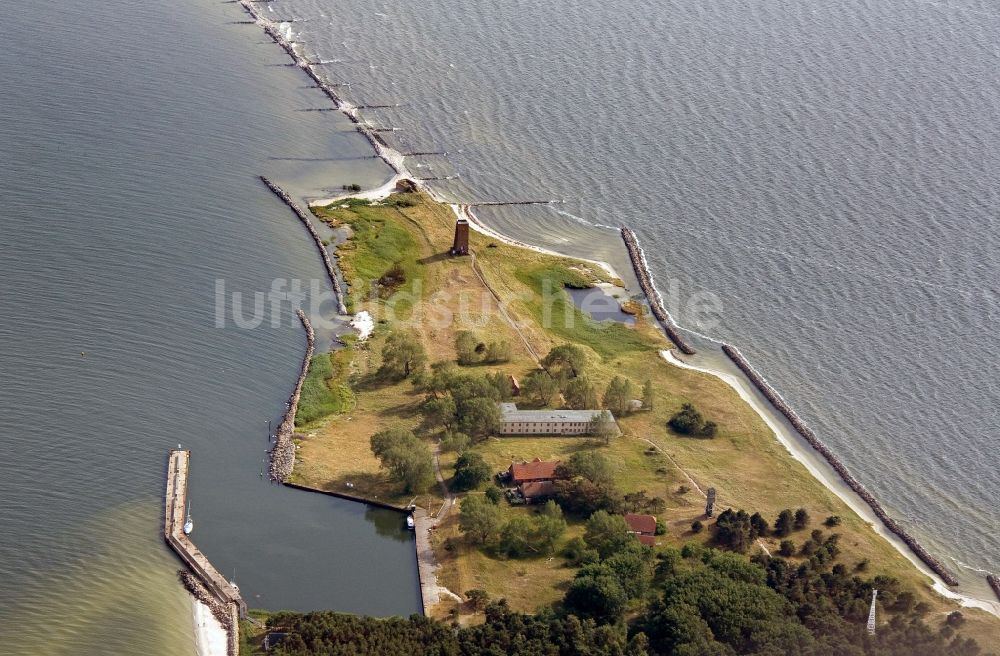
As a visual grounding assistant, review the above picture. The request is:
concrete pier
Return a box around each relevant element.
[165,449,244,655]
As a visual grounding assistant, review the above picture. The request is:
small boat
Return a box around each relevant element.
[183,502,194,535]
[406,515,415,530]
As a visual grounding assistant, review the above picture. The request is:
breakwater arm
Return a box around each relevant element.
[269,309,315,482]
[259,176,348,315]
[988,574,1000,603]
[165,449,243,656]
[620,227,696,354]
[720,343,959,587]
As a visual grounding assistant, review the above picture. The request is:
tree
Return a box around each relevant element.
[457,397,503,438]
[602,545,652,598]
[714,508,755,553]
[379,331,427,380]
[558,450,614,487]
[459,495,501,544]
[499,515,536,557]
[534,501,567,553]
[584,510,631,559]
[668,403,703,434]
[563,573,628,622]
[369,427,433,493]
[541,344,587,378]
[774,509,794,537]
[589,410,618,444]
[465,589,490,612]
[602,376,633,416]
[553,478,621,517]
[564,375,599,410]
[522,369,558,405]
[793,508,810,530]
[452,452,491,491]
[421,395,456,430]
[455,330,481,365]
[749,512,769,537]
[778,540,795,557]
[440,430,470,454]
[642,379,654,411]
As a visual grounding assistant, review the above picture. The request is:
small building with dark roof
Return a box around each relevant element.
[624,513,657,546]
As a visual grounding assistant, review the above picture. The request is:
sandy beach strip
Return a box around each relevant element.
[192,598,228,656]
[660,349,1000,619]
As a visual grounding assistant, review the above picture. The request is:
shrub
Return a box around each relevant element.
[774,509,794,537]
[778,540,796,557]
[824,515,841,527]
[691,520,704,534]
[668,403,717,437]
[484,486,503,505]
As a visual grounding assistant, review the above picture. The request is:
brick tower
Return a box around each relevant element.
[451,218,470,256]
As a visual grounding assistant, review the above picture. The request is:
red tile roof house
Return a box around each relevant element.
[507,459,561,504]
[624,513,658,546]
[508,458,560,484]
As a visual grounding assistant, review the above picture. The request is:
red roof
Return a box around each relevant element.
[509,458,560,483]
[636,534,657,547]
[624,513,657,535]
[520,481,555,500]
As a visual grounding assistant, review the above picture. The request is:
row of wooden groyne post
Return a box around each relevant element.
[165,449,244,656]
[619,227,697,355]
[269,309,315,482]
[720,343,961,588]
[259,176,348,315]
[236,0,403,175]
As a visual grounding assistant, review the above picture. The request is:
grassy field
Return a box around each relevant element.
[291,191,999,640]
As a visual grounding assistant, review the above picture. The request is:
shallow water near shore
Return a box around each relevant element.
[286,0,1000,595]
[0,0,418,653]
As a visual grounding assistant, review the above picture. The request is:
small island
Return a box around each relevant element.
[244,188,998,654]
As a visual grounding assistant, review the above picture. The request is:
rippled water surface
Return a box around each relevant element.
[281,0,1000,591]
[0,0,417,653]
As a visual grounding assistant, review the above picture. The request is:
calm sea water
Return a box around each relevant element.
[0,0,419,653]
[285,0,1000,595]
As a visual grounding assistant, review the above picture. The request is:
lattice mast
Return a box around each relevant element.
[867,589,878,635]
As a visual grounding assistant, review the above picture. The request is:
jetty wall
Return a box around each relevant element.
[720,344,960,587]
[282,482,409,512]
[259,175,348,315]
[620,227,696,355]
[270,309,315,482]
[165,450,244,656]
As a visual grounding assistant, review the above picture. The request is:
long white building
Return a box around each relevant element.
[498,403,619,436]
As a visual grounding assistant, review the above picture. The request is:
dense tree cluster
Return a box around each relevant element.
[265,602,645,656]
[458,496,567,558]
[418,362,509,439]
[265,533,990,656]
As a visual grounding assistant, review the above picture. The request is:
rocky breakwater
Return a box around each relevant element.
[988,574,1000,603]
[260,176,348,315]
[721,343,960,587]
[269,309,315,482]
[620,227,696,355]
